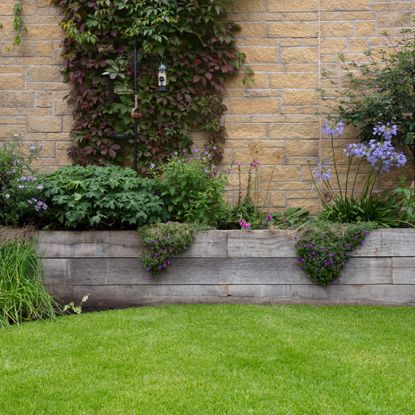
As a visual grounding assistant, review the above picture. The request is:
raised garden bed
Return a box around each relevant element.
[37,230,415,307]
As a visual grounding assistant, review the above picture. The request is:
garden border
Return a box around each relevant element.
[37,230,415,307]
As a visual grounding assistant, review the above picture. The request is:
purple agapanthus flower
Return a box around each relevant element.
[322,121,345,137]
[313,160,332,182]
[373,123,398,141]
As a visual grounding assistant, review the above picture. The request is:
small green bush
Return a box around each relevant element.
[0,140,46,226]
[139,222,195,275]
[40,166,167,229]
[296,222,376,286]
[0,237,56,326]
[160,157,227,227]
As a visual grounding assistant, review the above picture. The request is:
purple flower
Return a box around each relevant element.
[266,214,273,222]
[239,218,252,229]
[313,160,332,182]
[373,123,398,141]
[322,121,345,137]
[34,200,48,212]
[250,160,259,168]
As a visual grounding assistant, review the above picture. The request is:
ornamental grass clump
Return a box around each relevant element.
[296,222,376,286]
[139,222,195,275]
[313,121,406,226]
[0,238,56,327]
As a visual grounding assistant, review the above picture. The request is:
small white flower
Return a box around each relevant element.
[5,194,10,199]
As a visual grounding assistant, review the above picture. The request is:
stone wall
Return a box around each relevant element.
[38,230,415,307]
[0,1,414,207]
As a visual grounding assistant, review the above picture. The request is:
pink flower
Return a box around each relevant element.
[250,160,259,168]
[239,218,252,229]
[266,214,273,222]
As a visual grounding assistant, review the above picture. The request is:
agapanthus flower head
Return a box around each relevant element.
[312,160,332,182]
[373,123,398,141]
[345,142,367,158]
[366,140,406,173]
[322,121,345,137]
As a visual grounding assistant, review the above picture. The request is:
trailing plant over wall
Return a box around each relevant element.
[296,222,375,286]
[139,222,195,275]
[52,0,246,168]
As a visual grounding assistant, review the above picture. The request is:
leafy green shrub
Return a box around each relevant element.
[0,237,56,326]
[327,28,415,171]
[40,166,166,230]
[139,222,195,275]
[296,222,376,286]
[219,198,264,230]
[0,139,46,226]
[393,178,415,226]
[160,156,227,227]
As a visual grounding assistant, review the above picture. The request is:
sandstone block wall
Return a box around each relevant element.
[0,0,414,209]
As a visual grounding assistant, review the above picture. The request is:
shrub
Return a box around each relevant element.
[393,178,415,226]
[139,222,195,275]
[296,222,376,286]
[160,156,227,227]
[0,235,56,326]
[0,139,47,226]
[327,27,415,175]
[40,166,166,230]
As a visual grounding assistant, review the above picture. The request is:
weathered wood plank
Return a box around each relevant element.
[47,284,415,307]
[227,230,297,258]
[353,229,415,257]
[227,284,415,305]
[59,257,392,286]
[393,258,415,284]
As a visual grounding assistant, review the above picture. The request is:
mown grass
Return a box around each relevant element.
[0,305,414,414]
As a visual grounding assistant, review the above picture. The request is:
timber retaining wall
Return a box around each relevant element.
[37,229,415,307]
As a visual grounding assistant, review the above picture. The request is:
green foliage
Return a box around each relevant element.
[325,27,415,163]
[220,197,264,229]
[393,178,415,226]
[40,166,166,229]
[320,192,402,228]
[296,222,376,286]
[160,156,227,227]
[52,0,247,167]
[12,0,27,47]
[139,222,195,275]
[271,208,310,230]
[0,238,56,327]
[0,139,45,226]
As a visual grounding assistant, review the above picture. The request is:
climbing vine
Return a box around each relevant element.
[11,0,26,47]
[51,0,247,169]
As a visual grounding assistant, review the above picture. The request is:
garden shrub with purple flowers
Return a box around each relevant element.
[296,222,376,286]
[0,139,48,226]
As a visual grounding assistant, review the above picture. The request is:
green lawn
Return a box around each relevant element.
[1,305,414,415]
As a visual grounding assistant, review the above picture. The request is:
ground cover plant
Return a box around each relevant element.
[295,222,375,286]
[0,305,414,414]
